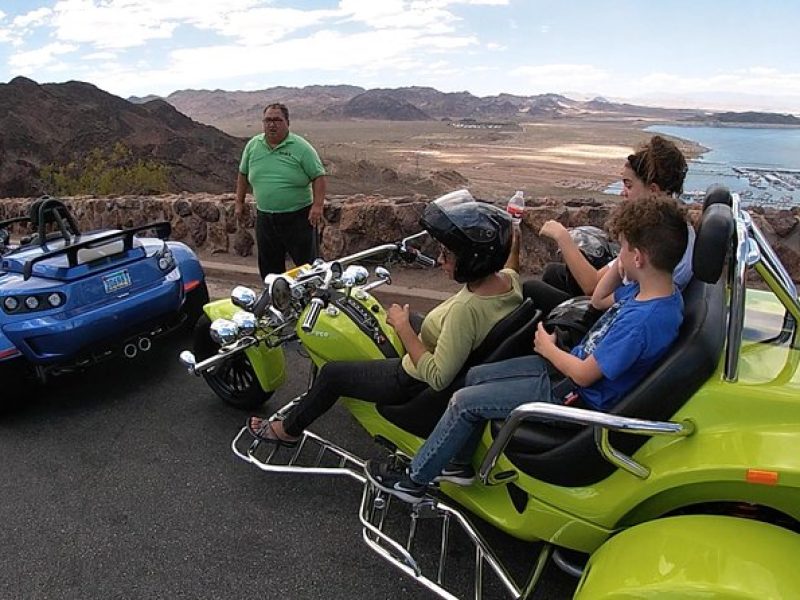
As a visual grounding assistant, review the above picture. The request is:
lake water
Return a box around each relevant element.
[606,124,800,208]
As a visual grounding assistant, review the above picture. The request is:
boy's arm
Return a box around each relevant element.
[591,259,623,310]
[534,323,602,387]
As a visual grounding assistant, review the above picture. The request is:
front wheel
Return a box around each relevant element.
[192,314,273,409]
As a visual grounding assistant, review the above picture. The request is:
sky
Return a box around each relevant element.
[1,0,799,112]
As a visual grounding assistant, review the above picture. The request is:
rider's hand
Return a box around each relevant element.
[538,220,568,243]
[387,303,412,333]
[234,203,244,226]
[533,322,557,357]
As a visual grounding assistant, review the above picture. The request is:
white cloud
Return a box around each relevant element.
[50,0,179,49]
[486,42,506,51]
[9,42,78,72]
[13,7,53,29]
[83,51,118,60]
[341,0,458,31]
[189,6,337,43]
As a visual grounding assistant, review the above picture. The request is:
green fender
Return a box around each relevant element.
[202,299,286,392]
[575,515,800,599]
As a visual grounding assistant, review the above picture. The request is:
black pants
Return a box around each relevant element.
[522,263,585,315]
[282,359,428,437]
[255,206,318,278]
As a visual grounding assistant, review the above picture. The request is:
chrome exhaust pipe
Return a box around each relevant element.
[138,336,152,352]
[123,343,138,359]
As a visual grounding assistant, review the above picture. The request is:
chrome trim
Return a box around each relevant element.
[231,426,366,482]
[359,481,551,600]
[551,548,584,578]
[187,336,259,375]
[725,194,748,382]
[479,402,694,482]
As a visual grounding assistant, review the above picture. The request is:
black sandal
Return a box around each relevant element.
[247,416,299,448]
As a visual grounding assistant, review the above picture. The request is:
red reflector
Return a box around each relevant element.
[183,279,201,292]
[0,348,21,360]
[746,469,779,486]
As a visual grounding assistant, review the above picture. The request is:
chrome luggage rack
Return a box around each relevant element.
[232,426,552,600]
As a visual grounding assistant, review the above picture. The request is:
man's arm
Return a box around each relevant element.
[235,172,249,222]
[534,322,602,387]
[309,175,327,226]
[539,220,604,295]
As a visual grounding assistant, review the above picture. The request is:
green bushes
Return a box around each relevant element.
[41,143,170,195]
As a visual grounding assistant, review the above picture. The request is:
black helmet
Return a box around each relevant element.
[567,226,618,269]
[420,190,512,283]
[543,297,603,350]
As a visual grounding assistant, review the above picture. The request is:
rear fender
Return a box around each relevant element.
[167,242,205,291]
[0,329,22,363]
[576,515,800,599]
[202,298,286,392]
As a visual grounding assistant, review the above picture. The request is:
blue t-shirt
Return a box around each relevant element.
[571,283,684,410]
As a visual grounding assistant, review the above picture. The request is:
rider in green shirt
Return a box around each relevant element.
[235,103,327,278]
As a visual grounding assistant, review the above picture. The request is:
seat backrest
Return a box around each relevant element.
[493,199,734,486]
[379,299,540,437]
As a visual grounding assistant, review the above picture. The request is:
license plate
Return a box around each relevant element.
[103,269,132,294]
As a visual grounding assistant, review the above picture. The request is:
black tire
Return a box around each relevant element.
[192,314,272,409]
[183,280,210,327]
[0,358,35,413]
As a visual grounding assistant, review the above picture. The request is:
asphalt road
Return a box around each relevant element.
[0,329,577,599]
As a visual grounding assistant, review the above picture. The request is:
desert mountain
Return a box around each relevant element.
[0,76,244,198]
[134,84,706,132]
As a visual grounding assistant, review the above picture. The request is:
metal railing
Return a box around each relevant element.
[479,403,695,481]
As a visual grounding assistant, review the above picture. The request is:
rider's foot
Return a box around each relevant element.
[247,416,300,447]
[365,460,428,504]
[434,462,476,486]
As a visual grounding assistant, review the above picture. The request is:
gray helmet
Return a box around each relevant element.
[568,226,619,269]
[419,190,512,283]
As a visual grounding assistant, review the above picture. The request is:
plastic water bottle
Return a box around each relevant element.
[506,190,525,226]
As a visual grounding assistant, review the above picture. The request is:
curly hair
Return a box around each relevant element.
[627,135,688,195]
[607,195,688,272]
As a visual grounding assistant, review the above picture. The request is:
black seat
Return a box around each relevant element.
[489,199,734,487]
[379,298,541,437]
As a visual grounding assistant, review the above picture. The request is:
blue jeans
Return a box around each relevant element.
[410,355,558,484]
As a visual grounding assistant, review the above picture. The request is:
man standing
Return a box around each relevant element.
[235,103,327,278]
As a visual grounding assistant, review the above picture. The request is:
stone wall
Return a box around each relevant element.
[1,193,798,283]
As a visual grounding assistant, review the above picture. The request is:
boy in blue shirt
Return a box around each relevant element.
[366,195,688,503]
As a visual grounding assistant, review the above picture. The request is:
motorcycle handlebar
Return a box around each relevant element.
[413,251,436,268]
[252,289,272,318]
[301,297,326,332]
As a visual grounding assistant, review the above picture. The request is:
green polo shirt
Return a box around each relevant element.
[239,132,326,213]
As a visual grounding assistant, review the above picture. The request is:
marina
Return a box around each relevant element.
[643,125,800,209]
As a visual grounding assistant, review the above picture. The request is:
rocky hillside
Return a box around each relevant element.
[0,77,245,198]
